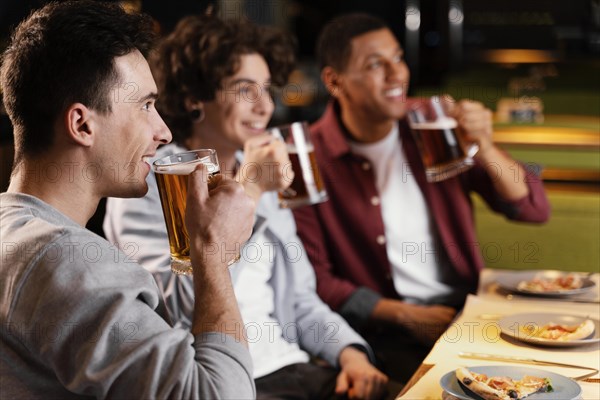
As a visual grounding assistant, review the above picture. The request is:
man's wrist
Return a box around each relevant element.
[339,345,369,367]
[239,179,263,202]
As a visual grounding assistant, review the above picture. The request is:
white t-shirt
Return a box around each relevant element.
[234,232,309,378]
[349,123,459,304]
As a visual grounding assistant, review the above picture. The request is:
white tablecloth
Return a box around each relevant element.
[397,269,600,400]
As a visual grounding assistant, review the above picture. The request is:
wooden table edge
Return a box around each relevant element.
[396,363,435,398]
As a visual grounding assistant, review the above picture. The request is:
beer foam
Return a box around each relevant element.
[154,161,219,175]
[286,143,314,154]
[409,118,457,130]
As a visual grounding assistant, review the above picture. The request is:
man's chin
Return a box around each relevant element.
[113,183,148,199]
[387,104,408,120]
[131,183,149,198]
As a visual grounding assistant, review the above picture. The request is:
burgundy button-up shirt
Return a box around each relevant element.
[293,101,550,328]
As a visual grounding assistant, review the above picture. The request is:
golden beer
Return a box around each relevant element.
[153,150,219,275]
[269,121,328,209]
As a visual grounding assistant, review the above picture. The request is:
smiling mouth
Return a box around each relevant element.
[384,87,404,98]
[243,122,266,131]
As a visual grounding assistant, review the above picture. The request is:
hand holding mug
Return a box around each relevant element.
[186,166,254,271]
[154,149,244,274]
[407,96,479,182]
[448,99,494,157]
[267,122,328,209]
[238,134,292,200]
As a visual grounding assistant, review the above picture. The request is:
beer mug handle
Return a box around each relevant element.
[466,142,479,159]
[270,127,284,141]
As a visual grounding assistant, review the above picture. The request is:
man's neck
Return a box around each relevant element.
[338,105,394,144]
[8,159,100,226]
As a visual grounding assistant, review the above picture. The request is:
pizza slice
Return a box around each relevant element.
[455,367,553,400]
[517,273,583,293]
[522,319,595,341]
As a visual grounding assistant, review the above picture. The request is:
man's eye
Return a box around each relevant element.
[143,102,152,111]
[367,61,382,70]
[239,85,262,100]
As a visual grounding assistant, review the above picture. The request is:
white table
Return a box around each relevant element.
[396,269,600,399]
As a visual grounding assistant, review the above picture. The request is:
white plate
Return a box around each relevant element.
[498,312,599,347]
[440,366,581,400]
[495,270,595,297]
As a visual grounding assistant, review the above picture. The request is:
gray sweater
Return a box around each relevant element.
[0,193,255,399]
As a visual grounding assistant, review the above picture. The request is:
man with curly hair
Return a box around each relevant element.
[104,13,389,399]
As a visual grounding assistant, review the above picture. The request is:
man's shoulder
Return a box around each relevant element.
[1,194,142,283]
[1,194,77,254]
[1,197,157,321]
[309,108,335,139]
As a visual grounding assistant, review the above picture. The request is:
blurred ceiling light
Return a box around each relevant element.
[406,7,421,31]
[449,5,464,25]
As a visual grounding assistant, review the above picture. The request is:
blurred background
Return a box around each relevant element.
[1,0,599,272]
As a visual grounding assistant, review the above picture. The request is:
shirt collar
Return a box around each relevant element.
[318,100,409,160]
[315,101,354,159]
[349,121,399,153]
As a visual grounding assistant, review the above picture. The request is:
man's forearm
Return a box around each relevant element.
[191,262,247,347]
[477,145,529,201]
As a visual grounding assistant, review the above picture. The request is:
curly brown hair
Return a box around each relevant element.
[151,15,296,143]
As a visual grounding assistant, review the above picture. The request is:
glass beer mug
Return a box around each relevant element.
[153,149,220,275]
[407,96,479,182]
[268,122,328,209]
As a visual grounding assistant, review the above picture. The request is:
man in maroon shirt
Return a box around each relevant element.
[293,13,550,385]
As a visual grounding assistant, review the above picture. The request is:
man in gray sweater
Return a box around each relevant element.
[0,1,256,398]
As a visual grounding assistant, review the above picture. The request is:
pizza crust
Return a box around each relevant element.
[561,319,595,340]
[455,367,552,400]
[525,318,595,341]
[455,367,510,400]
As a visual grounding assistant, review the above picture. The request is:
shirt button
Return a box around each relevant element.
[362,162,371,171]
[376,235,386,245]
[370,196,380,206]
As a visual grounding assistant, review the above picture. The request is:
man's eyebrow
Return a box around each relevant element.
[364,47,404,60]
[226,78,271,87]
[138,92,158,103]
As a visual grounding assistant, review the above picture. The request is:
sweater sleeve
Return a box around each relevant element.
[467,158,550,223]
[8,232,255,399]
[104,172,195,330]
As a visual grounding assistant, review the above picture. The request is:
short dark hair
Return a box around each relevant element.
[151,14,296,143]
[316,13,389,71]
[0,0,156,163]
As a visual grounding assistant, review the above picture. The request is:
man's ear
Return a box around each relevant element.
[64,103,95,147]
[184,97,202,112]
[321,67,343,99]
[184,97,204,117]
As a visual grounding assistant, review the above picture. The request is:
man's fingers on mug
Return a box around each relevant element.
[207,172,222,190]
[246,133,275,149]
[438,94,457,114]
[189,164,210,202]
